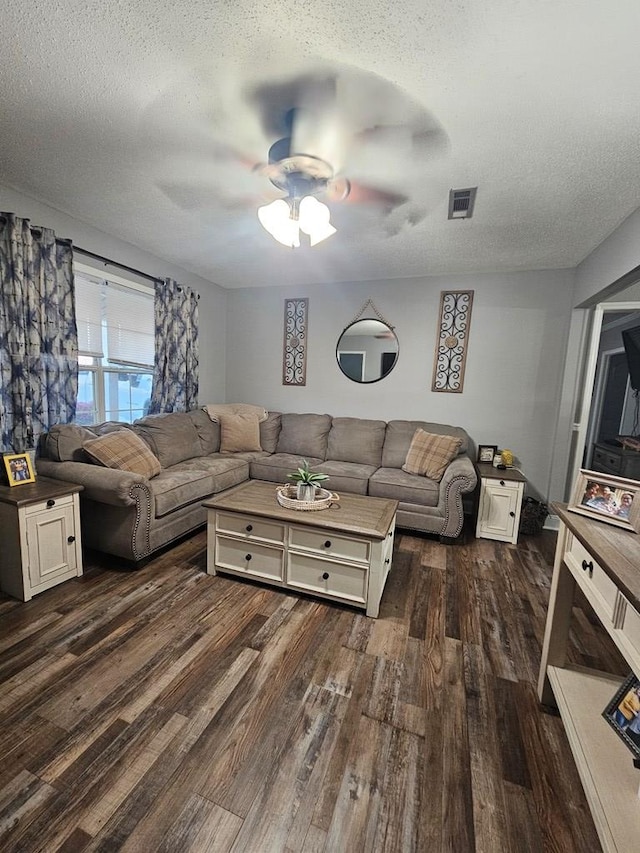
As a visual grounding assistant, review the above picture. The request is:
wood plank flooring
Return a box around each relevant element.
[0,526,628,852]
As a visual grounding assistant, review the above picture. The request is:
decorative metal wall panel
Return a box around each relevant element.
[283,298,308,386]
[431,290,474,393]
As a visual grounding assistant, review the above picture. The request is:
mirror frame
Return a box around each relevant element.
[336,318,399,384]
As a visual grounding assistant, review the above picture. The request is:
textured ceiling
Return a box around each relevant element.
[1,0,639,289]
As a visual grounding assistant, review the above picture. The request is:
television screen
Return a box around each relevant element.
[622,326,640,392]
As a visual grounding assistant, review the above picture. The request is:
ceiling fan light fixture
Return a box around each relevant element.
[258,194,336,248]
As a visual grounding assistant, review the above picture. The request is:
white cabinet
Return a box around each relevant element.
[475,463,526,544]
[538,505,640,853]
[0,477,83,601]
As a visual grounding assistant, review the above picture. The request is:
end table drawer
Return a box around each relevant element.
[566,533,618,619]
[24,493,74,516]
[215,536,284,582]
[216,512,285,545]
[289,527,370,564]
[288,553,367,604]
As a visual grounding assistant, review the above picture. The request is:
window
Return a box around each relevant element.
[74,264,155,425]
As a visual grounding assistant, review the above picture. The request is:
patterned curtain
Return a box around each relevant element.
[148,278,199,413]
[0,213,77,452]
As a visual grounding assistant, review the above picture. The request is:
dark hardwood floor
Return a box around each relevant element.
[0,525,628,852]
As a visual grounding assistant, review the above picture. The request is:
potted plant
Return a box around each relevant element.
[287,459,329,502]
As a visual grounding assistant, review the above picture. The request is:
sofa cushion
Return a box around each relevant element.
[260,412,282,453]
[326,417,386,466]
[134,412,202,468]
[369,467,440,507]
[276,413,332,459]
[218,412,262,452]
[313,460,376,496]
[83,430,161,479]
[42,424,97,462]
[402,429,462,482]
[249,453,325,484]
[382,421,469,469]
[187,408,220,454]
[150,457,249,517]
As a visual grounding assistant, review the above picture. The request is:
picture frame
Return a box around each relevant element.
[567,468,640,533]
[477,444,498,464]
[602,673,640,760]
[3,452,36,487]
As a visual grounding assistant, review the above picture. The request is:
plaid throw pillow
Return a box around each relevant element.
[401,429,462,481]
[83,430,161,479]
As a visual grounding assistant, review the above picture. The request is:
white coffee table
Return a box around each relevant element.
[203,480,397,617]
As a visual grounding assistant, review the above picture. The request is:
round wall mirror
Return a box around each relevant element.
[336,319,399,383]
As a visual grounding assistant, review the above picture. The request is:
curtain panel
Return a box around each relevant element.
[0,213,77,452]
[149,278,199,413]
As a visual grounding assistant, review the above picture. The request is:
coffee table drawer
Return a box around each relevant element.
[215,512,285,545]
[215,536,284,582]
[289,527,370,564]
[287,553,367,605]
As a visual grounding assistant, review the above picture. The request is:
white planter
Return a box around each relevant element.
[296,483,316,502]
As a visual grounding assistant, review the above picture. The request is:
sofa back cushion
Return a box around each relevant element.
[326,417,386,466]
[133,412,202,468]
[41,424,98,462]
[276,413,332,459]
[260,412,282,453]
[187,408,220,455]
[83,430,161,479]
[382,420,469,469]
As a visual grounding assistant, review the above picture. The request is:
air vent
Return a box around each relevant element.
[448,187,477,220]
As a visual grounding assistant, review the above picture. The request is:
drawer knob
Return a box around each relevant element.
[245,524,253,532]
[47,499,56,507]
[509,511,515,518]
[245,553,252,561]
[324,540,332,548]
[322,572,330,580]
[67,535,75,544]
[385,558,390,564]
[500,480,505,487]
[581,559,594,577]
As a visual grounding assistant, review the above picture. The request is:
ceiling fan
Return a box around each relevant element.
[148,62,450,247]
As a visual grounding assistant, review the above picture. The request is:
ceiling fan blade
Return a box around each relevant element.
[158,181,275,212]
[326,179,408,209]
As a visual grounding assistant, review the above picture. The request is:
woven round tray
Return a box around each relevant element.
[276,484,340,511]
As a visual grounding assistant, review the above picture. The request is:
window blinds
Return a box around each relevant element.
[75,273,104,357]
[105,283,155,367]
[75,274,155,367]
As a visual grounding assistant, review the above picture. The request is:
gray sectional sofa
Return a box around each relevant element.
[36,409,477,562]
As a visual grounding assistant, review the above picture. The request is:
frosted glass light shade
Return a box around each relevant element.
[298,196,337,246]
[258,199,300,247]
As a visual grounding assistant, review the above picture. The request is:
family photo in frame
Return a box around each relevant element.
[477,444,498,464]
[602,673,640,760]
[3,452,36,487]
[567,469,640,533]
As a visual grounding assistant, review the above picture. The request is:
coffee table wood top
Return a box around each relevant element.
[203,480,398,540]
